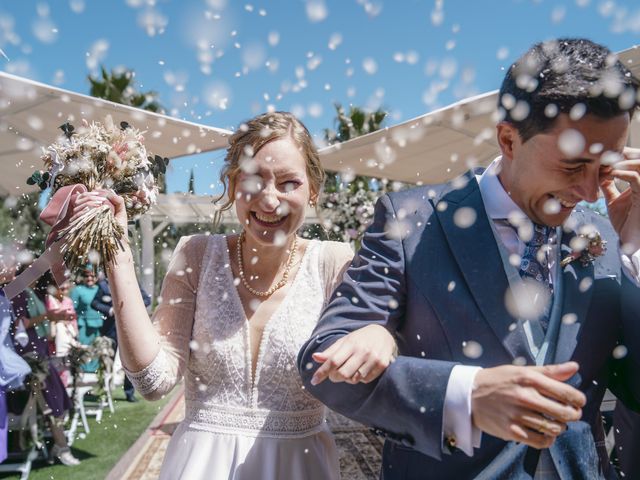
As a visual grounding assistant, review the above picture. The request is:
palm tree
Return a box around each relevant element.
[88,66,163,113]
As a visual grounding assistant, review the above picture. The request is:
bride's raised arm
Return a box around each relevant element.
[71,190,202,400]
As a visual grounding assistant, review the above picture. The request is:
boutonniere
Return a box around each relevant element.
[560,230,607,267]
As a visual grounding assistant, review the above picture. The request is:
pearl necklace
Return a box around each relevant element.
[236,231,298,297]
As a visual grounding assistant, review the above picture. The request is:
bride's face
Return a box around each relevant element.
[234,137,312,248]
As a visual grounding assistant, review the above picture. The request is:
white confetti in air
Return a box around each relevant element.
[569,103,586,121]
[242,42,267,70]
[430,7,444,26]
[328,32,342,50]
[504,279,551,322]
[268,31,280,46]
[249,299,261,311]
[462,341,483,359]
[306,0,328,22]
[86,39,109,71]
[579,277,593,292]
[203,81,231,110]
[308,102,323,118]
[70,0,86,13]
[388,299,399,309]
[496,47,509,60]
[613,345,628,359]
[558,129,585,157]
[589,143,603,154]
[544,104,558,118]
[510,101,530,121]
[137,7,168,37]
[543,197,561,215]
[362,57,378,75]
[453,207,476,229]
[52,69,65,85]
[32,16,58,44]
[601,151,623,166]
[551,6,566,23]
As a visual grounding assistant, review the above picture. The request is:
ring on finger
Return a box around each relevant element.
[538,419,550,434]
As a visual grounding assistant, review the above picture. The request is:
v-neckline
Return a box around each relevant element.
[221,235,315,406]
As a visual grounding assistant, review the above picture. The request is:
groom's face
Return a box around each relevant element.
[498,113,630,227]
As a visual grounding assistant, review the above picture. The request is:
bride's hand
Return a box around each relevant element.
[70,189,128,230]
[310,324,397,385]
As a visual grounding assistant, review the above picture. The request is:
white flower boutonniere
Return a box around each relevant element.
[560,230,607,268]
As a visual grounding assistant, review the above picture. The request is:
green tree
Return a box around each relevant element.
[188,169,196,195]
[323,103,387,195]
[304,103,389,245]
[88,66,163,113]
[0,193,48,252]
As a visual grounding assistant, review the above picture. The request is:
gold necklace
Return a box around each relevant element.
[236,231,298,297]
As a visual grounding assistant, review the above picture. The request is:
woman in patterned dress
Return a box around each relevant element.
[70,112,396,479]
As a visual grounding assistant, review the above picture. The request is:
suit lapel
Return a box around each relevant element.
[553,223,595,366]
[433,173,534,362]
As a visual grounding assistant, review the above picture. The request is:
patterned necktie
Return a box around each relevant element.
[519,223,553,331]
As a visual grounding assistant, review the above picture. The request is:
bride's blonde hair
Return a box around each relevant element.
[213,111,324,227]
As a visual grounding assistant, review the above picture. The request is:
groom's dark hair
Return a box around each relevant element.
[498,38,640,142]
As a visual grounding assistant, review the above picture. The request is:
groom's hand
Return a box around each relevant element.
[471,362,585,450]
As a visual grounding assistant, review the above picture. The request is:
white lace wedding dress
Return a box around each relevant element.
[126,234,353,480]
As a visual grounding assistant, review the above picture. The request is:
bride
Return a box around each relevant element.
[71,111,396,479]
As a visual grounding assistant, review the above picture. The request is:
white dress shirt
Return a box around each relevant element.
[441,157,640,456]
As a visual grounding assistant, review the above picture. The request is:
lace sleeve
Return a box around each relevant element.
[124,234,209,400]
[319,241,354,305]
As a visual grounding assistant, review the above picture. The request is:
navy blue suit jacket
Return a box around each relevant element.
[91,279,151,341]
[298,173,640,479]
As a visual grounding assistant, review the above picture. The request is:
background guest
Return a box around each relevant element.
[91,274,150,402]
[45,279,78,387]
[9,270,79,466]
[0,244,30,464]
[70,267,102,373]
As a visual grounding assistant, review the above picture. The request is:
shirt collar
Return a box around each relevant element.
[477,157,527,222]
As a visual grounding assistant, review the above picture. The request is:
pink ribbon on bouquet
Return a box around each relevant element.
[3,184,86,300]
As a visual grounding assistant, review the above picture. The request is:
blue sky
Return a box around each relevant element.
[2,0,640,194]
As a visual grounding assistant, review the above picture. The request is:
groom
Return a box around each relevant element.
[299,38,640,479]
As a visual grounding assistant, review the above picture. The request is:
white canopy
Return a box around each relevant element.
[0,71,232,197]
[318,46,640,184]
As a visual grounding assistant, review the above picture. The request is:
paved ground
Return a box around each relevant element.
[110,390,383,479]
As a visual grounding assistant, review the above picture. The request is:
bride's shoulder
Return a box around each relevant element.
[319,240,354,261]
[316,240,354,274]
[174,234,219,261]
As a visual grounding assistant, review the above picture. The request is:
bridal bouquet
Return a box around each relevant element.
[28,115,168,273]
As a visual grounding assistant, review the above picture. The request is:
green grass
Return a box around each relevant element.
[1,390,172,480]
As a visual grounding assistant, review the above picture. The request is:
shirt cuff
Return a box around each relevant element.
[442,365,482,456]
[620,247,640,286]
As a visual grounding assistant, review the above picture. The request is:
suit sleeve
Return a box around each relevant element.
[91,282,112,316]
[609,274,640,412]
[298,193,456,460]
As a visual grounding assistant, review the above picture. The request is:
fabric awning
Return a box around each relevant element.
[0,71,232,196]
[318,46,640,184]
